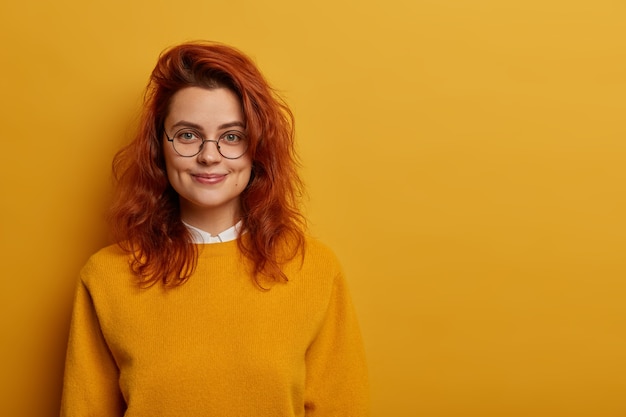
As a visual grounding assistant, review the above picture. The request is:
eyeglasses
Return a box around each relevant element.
[165,128,249,159]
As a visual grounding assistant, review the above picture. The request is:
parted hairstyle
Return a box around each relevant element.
[109,41,305,286]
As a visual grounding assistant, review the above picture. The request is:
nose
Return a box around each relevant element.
[197,140,222,164]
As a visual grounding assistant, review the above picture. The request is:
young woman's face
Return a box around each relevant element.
[163,86,252,230]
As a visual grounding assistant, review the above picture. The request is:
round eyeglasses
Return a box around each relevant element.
[165,128,249,159]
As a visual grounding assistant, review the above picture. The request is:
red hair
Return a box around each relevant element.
[109,41,305,286]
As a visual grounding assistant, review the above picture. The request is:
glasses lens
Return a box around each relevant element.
[173,141,202,157]
[218,135,248,159]
[171,129,203,157]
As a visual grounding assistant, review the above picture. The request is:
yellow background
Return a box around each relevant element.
[1,0,625,416]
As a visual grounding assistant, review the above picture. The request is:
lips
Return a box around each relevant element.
[192,173,227,185]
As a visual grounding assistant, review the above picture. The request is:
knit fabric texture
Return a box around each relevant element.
[61,237,369,416]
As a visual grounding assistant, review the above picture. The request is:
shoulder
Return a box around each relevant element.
[83,244,129,269]
[303,235,338,257]
[80,244,132,288]
[302,235,342,268]
[278,235,344,286]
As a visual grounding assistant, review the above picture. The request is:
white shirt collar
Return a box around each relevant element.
[183,221,242,244]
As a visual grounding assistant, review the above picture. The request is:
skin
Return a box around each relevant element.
[163,86,252,235]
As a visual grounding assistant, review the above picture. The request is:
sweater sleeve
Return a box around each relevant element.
[304,272,370,416]
[60,277,126,417]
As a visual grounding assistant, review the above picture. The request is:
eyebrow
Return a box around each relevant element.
[170,120,246,131]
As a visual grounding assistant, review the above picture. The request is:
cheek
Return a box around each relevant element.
[234,165,252,189]
[241,158,253,184]
[163,154,175,180]
[162,150,185,188]
[162,143,173,171]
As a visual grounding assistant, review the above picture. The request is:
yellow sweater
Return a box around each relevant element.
[61,237,369,416]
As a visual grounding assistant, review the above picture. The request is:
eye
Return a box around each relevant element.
[175,130,201,142]
[221,131,245,144]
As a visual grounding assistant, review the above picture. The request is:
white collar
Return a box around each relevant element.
[183,221,242,244]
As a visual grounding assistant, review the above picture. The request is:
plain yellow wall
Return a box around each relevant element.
[1,1,625,416]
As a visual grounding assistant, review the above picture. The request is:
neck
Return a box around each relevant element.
[179,203,241,236]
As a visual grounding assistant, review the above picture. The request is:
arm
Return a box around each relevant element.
[304,272,370,416]
[60,278,125,417]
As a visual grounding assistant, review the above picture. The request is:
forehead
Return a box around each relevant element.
[166,86,244,127]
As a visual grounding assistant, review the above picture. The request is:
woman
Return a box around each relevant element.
[61,41,369,416]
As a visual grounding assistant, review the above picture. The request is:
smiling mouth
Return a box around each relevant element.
[194,173,226,178]
[192,173,227,184]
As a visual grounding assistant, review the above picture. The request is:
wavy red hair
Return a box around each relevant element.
[109,41,305,286]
